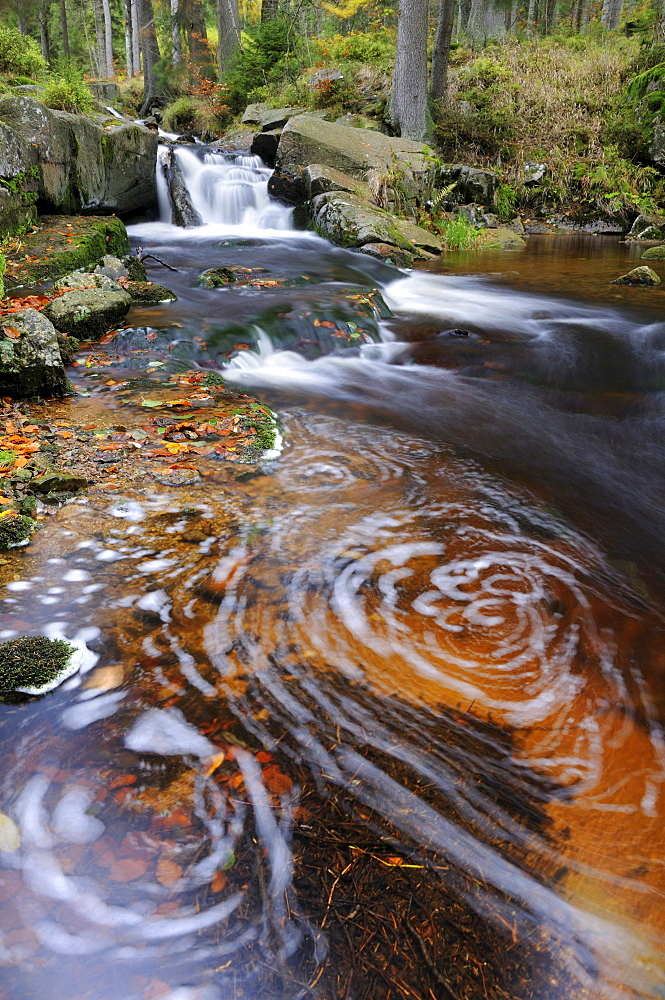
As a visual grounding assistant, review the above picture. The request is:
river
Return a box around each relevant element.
[1,144,664,1000]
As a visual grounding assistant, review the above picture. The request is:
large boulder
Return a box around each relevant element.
[43,287,132,338]
[642,245,665,260]
[312,191,443,254]
[0,308,69,398]
[275,116,439,211]
[437,164,497,208]
[0,95,158,232]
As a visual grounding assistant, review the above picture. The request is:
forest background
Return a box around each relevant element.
[3,0,665,222]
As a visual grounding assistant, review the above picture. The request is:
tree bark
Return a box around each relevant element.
[125,0,134,76]
[390,0,429,140]
[217,0,240,78]
[601,0,624,28]
[59,0,70,60]
[430,0,455,102]
[101,0,114,76]
[261,0,279,22]
[171,0,182,65]
[183,0,214,77]
[131,0,141,75]
[137,0,161,113]
[39,0,51,63]
[459,0,472,31]
[92,0,105,76]
[527,0,538,34]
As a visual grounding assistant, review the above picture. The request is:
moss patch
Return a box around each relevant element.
[4,215,130,289]
[0,511,37,548]
[0,635,75,692]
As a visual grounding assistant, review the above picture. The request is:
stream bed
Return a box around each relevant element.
[1,147,665,1000]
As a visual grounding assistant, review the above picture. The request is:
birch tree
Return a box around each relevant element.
[101,0,114,75]
[125,0,134,76]
[171,0,182,65]
[601,0,624,28]
[390,0,429,140]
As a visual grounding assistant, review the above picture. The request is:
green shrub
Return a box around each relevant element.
[162,95,201,132]
[42,76,95,114]
[0,25,46,78]
[313,30,395,72]
[495,183,520,221]
[429,214,480,250]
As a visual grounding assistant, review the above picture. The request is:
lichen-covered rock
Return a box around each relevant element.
[611,266,661,286]
[93,254,130,281]
[641,246,665,261]
[0,308,69,398]
[121,255,148,281]
[43,287,132,338]
[0,513,37,550]
[125,281,177,303]
[53,269,121,292]
[0,635,76,694]
[312,191,443,253]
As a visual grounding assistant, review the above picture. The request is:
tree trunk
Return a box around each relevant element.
[125,0,134,76]
[601,0,624,28]
[527,0,538,34]
[131,0,141,75]
[217,0,240,78]
[261,0,279,22]
[183,0,214,77]
[137,0,161,113]
[39,0,51,63]
[171,0,182,65]
[92,0,105,76]
[459,0,472,31]
[102,0,114,76]
[59,0,70,60]
[390,0,429,140]
[430,0,455,102]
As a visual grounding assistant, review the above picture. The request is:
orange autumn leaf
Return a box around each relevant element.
[108,857,149,882]
[3,326,21,340]
[211,870,227,893]
[109,773,137,789]
[156,857,183,888]
[146,331,158,342]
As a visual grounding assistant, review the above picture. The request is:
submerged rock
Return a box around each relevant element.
[0,635,76,694]
[611,266,661,286]
[0,512,37,550]
[0,308,69,398]
[43,287,132,339]
[641,246,665,261]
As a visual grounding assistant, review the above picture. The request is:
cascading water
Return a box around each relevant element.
[156,143,293,231]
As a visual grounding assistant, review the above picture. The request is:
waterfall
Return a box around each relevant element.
[157,143,293,231]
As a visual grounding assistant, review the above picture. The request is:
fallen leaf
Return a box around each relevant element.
[211,870,227,893]
[156,856,183,887]
[3,326,21,340]
[109,857,149,882]
[0,812,20,852]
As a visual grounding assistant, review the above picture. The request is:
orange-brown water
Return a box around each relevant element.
[1,232,664,1000]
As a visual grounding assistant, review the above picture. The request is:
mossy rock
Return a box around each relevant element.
[0,635,75,694]
[0,512,37,548]
[197,267,239,288]
[475,227,527,249]
[56,332,80,364]
[28,471,88,494]
[3,215,130,290]
[611,265,661,286]
[125,281,177,303]
[641,245,665,261]
[122,255,148,281]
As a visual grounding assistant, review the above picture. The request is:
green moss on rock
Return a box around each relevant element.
[642,245,665,260]
[0,636,75,692]
[4,215,130,289]
[126,281,177,303]
[0,511,37,549]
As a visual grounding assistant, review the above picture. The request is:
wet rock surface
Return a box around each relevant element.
[611,265,662,286]
[43,287,132,339]
[0,308,69,399]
